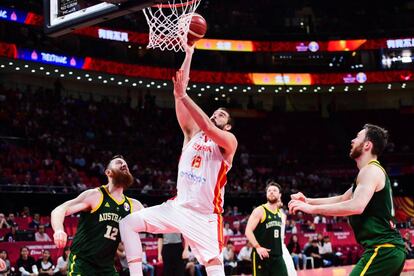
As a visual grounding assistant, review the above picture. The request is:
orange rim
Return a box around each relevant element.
[153,0,200,8]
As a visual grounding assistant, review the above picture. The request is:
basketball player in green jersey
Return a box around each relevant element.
[245,181,295,276]
[51,155,143,275]
[289,124,406,276]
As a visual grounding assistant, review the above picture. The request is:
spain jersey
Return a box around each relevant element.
[175,131,230,214]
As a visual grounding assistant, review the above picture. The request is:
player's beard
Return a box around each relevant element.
[211,118,225,130]
[350,142,364,159]
[112,169,134,189]
[267,195,279,205]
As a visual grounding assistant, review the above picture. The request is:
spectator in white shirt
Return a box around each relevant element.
[55,247,70,276]
[237,242,253,275]
[35,225,51,242]
[318,236,338,266]
[35,250,55,275]
[223,241,236,275]
[223,222,234,236]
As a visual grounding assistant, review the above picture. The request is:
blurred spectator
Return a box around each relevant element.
[16,246,38,276]
[232,206,241,216]
[6,214,17,228]
[3,226,17,242]
[0,214,9,229]
[224,206,233,216]
[304,240,323,268]
[142,244,154,276]
[55,247,70,276]
[223,222,234,236]
[410,218,414,229]
[291,221,298,234]
[232,221,242,235]
[237,242,253,275]
[21,207,31,218]
[222,241,236,275]
[303,220,316,232]
[35,249,55,275]
[35,225,51,242]
[29,214,41,230]
[404,232,414,259]
[0,250,11,275]
[313,215,326,224]
[287,234,303,270]
[318,235,337,267]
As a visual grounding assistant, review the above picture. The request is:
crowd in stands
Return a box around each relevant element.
[1,84,413,200]
[0,207,413,275]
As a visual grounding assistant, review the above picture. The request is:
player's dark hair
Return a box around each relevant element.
[363,124,389,156]
[265,179,282,193]
[218,107,234,128]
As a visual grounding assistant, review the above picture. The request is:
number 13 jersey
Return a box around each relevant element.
[176,131,230,214]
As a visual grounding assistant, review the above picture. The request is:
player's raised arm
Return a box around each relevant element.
[51,188,102,248]
[173,50,237,161]
[174,45,200,143]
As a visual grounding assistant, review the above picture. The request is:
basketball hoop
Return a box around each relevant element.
[143,0,202,52]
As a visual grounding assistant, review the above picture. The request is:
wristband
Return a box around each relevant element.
[54,230,65,234]
[254,244,260,249]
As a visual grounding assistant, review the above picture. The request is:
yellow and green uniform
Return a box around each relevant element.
[252,205,288,276]
[349,160,406,276]
[68,186,133,276]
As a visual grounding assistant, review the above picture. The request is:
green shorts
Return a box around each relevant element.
[350,244,406,276]
[252,252,288,276]
[67,253,119,276]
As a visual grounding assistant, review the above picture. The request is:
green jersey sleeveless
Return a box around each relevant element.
[349,160,404,248]
[253,205,283,257]
[71,186,133,268]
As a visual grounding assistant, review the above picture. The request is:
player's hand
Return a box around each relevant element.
[157,254,163,263]
[288,200,314,215]
[0,258,6,271]
[290,192,307,203]
[53,230,68,248]
[181,35,195,56]
[173,69,188,99]
[256,246,271,260]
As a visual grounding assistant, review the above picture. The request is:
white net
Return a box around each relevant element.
[143,0,201,52]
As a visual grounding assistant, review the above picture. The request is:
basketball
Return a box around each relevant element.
[187,13,207,46]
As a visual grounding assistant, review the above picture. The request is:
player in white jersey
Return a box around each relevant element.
[119,43,238,276]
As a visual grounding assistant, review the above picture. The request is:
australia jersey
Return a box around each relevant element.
[349,160,404,248]
[70,186,133,268]
[176,131,230,214]
[253,205,283,257]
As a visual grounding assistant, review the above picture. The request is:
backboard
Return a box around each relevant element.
[44,0,168,37]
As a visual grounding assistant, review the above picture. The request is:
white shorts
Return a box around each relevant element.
[138,200,224,265]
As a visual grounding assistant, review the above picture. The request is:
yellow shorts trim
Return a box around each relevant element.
[69,254,76,276]
[360,244,396,276]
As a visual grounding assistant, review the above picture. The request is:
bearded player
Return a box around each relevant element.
[289,124,405,275]
[51,155,143,275]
